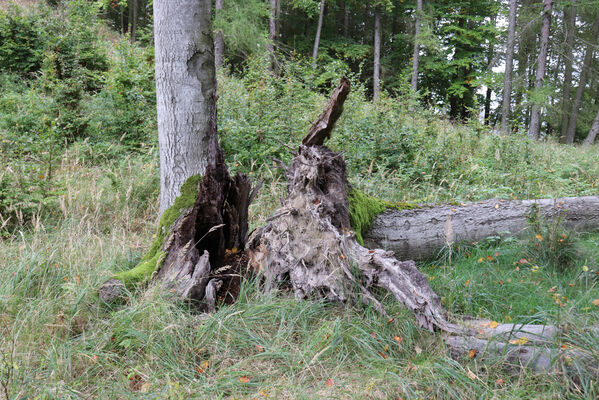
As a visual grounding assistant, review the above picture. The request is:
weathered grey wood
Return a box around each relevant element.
[302,76,351,146]
[365,196,599,260]
[250,78,462,333]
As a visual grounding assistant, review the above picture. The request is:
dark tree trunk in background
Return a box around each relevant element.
[154,0,218,213]
[565,14,599,144]
[214,0,225,68]
[312,0,325,67]
[343,2,349,37]
[514,0,536,129]
[373,6,382,100]
[528,0,552,140]
[501,0,517,132]
[129,0,138,42]
[559,0,576,142]
[410,0,422,92]
[267,0,276,68]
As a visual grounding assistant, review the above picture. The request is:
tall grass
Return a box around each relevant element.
[1,136,598,398]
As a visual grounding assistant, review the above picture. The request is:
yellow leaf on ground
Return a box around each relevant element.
[535,234,543,241]
[509,337,529,345]
[488,321,498,329]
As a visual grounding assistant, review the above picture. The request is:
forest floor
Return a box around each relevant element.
[1,140,599,399]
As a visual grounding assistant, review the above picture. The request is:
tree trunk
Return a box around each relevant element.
[565,14,599,144]
[312,0,325,68]
[373,6,381,100]
[267,0,276,69]
[154,0,217,213]
[364,196,599,261]
[129,0,138,43]
[410,0,422,92]
[501,0,517,132]
[583,108,599,146]
[343,2,349,37]
[528,0,552,140]
[100,0,254,307]
[275,0,281,39]
[214,0,225,68]
[559,0,576,142]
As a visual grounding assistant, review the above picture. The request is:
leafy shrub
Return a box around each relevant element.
[0,6,46,75]
[85,40,156,149]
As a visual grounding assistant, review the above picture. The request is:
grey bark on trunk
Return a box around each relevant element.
[364,196,599,261]
[410,0,422,92]
[154,0,217,214]
[500,0,517,132]
[528,0,552,140]
[565,14,599,144]
[312,0,325,68]
[583,108,599,146]
[373,6,382,100]
[214,0,225,68]
[559,0,576,142]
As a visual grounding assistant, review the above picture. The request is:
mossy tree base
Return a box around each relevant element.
[100,139,254,306]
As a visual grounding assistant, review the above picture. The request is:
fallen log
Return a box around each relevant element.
[364,196,599,260]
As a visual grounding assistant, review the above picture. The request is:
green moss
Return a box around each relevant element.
[348,189,417,245]
[112,174,202,286]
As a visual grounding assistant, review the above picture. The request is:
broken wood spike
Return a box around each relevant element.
[302,76,351,146]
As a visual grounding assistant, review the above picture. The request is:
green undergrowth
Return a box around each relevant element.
[112,174,202,286]
[348,188,417,245]
[421,233,599,324]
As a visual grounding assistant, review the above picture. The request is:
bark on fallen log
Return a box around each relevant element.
[364,196,599,260]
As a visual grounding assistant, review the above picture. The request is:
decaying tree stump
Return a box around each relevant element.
[100,101,255,309]
[247,77,459,333]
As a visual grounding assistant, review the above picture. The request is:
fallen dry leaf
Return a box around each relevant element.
[414,346,422,355]
[592,299,599,306]
[468,348,477,359]
[255,345,265,352]
[326,378,334,387]
[239,376,251,383]
[394,336,403,344]
[488,321,498,329]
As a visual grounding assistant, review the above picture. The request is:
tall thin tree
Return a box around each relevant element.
[565,14,599,144]
[410,0,422,92]
[559,0,577,142]
[312,0,326,67]
[528,0,552,140]
[373,5,382,100]
[154,0,218,213]
[501,0,517,132]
